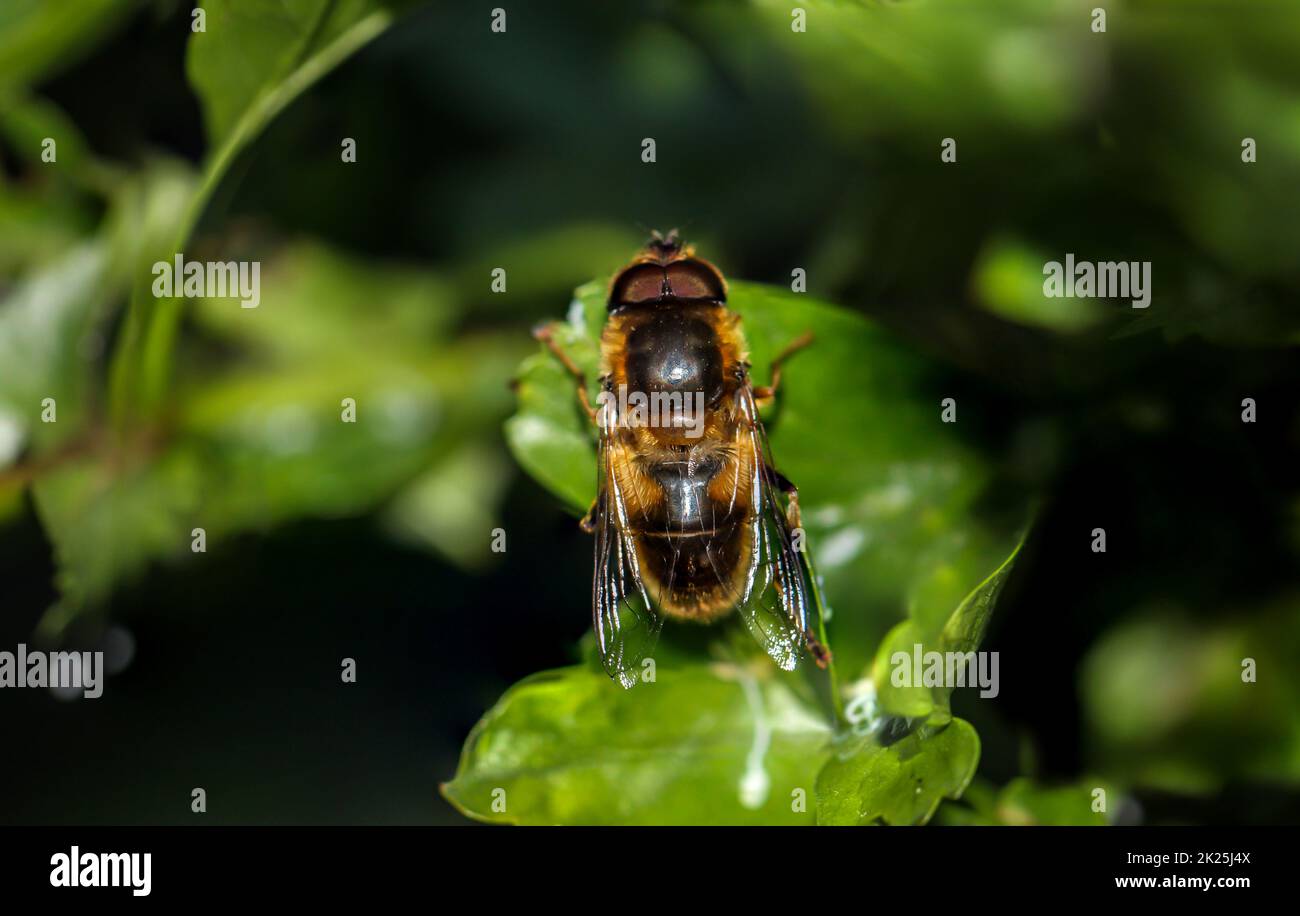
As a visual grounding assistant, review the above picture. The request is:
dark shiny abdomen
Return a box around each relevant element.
[649,457,724,531]
[635,454,746,614]
[638,521,745,611]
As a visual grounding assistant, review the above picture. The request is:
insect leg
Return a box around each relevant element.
[532,323,597,423]
[579,497,597,534]
[753,330,814,405]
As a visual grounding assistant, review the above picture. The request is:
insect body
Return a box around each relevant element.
[536,231,829,688]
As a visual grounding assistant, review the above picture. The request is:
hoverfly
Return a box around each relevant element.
[535,230,830,688]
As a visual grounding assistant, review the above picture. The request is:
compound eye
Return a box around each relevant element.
[609,264,666,309]
[665,260,725,301]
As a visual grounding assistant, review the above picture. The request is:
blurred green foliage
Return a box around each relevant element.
[1082,603,1300,793]
[0,1,138,96]
[939,776,1117,826]
[1,0,526,638]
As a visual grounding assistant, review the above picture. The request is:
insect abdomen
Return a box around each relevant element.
[636,522,747,621]
[630,451,751,621]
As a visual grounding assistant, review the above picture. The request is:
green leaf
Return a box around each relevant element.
[503,298,601,514]
[111,0,406,423]
[30,448,204,634]
[0,242,112,456]
[0,175,92,274]
[0,159,193,529]
[30,243,526,633]
[815,718,980,826]
[872,534,1026,721]
[443,663,832,825]
[869,624,941,720]
[0,161,195,457]
[187,0,405,149]
[0,0,139,93]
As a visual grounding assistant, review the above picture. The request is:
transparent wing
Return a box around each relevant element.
[592,426,663,689]
[730,385,818,671]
